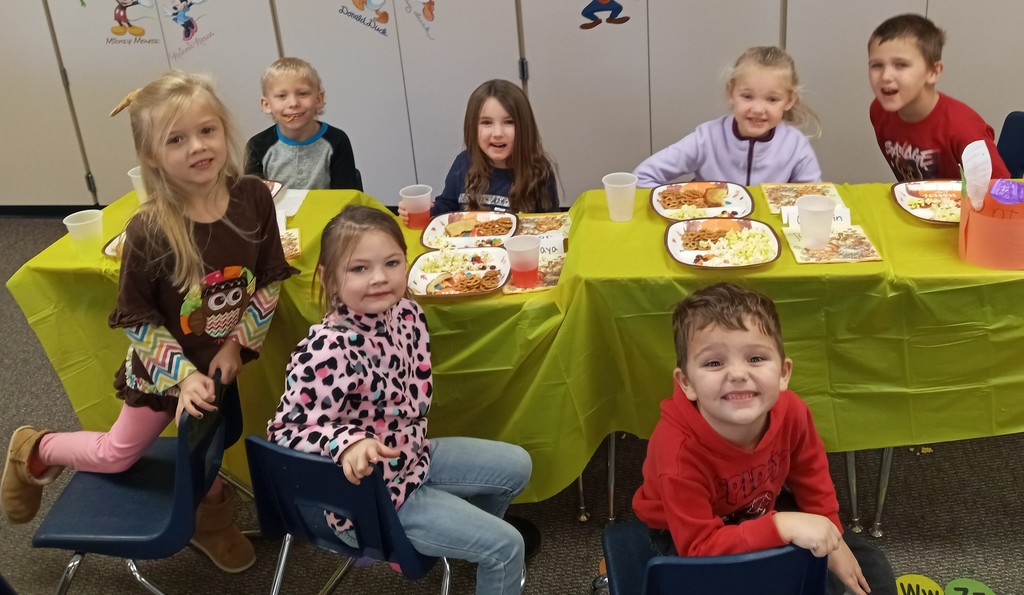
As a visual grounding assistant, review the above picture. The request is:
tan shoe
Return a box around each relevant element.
[191,487,256,573]
[111,25,128,35]
[1,426,63,524]
[127,25,145,36]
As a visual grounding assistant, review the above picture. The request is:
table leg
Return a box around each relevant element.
[845,451,863,533]
[869,447,894,538]
[607,434,617,522]
[576,476,590,521]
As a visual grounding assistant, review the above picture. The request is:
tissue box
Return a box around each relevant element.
[958,181,1024,269]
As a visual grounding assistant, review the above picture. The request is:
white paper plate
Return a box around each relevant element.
[665,218,781,268]
[892,180,961,224]
[407,247,510,297]
[102,231,126,259]
[421,212,519,249]
[650,182,753,221]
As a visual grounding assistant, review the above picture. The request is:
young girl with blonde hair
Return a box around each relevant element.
[2,71,297,573]
[399,79,559,222]
[269,205,532,594]
[634,46,823,187]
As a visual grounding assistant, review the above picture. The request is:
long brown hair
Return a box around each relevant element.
[121,70,245,290]
[729,46,822,138]
[315,205,407,312]
[462,79,556,212]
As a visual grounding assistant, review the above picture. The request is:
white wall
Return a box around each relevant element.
[2,1,1020,207]
[786,0,927,184]
[0,1,89,206]
[927,0,1024,143]
[522,0,651,206]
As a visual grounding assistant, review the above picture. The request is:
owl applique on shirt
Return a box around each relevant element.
[179,266,255,340]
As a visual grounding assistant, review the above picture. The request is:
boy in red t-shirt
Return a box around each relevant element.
[868,13,1008,181]
[633,283,895,595]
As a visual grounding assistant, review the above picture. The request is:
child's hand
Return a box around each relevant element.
[340,438,402,485]
[773,511,842,558]
[397,200,410,226]
[828,539,871,595]
[209,339,242,384]
[175,372,217,424]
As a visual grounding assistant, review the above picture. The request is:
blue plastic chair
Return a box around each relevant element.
[997,111,1024,178]
[598,520,828,595]
[244,436,451,595]
[32,376,232,595]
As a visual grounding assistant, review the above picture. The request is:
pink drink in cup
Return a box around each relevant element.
[504,235,540,288]
[400,184,433,230]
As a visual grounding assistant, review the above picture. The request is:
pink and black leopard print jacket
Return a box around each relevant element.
[268,298,432,521]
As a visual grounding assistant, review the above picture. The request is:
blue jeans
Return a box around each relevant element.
[397,437,532,595]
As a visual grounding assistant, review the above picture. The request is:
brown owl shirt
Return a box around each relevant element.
[109,176,298,412]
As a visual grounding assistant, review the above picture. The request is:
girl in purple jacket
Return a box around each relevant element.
[268,205,531,595]
[635,46,823,188]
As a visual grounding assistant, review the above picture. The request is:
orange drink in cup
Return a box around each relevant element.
[400,184,433,230]
[504,235,540,288]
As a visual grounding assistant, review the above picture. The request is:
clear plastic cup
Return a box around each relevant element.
[400,184,433,230]
[795,195,837,249]
[602,172,638,222]
[62,209,104,260]
[128,166,148,203]
[504,235,541,288]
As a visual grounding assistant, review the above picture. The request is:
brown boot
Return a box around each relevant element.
[191,487,255,573]
[580,19,602,30]
[1,426,64,524]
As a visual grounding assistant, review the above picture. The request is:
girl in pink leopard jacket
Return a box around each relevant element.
[268,205,531,595]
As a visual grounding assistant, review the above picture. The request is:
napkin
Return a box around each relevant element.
[961,140,992,211]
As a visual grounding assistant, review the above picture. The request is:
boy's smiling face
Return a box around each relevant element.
[261,74,325,142]
[868,35,943,123]
[675,318,792,450]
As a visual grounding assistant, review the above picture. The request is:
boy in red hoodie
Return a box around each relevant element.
[632,283,894,595]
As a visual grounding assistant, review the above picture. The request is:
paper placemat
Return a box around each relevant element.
[782,225,881,263]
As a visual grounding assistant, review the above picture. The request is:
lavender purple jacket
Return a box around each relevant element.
[633,116,822,188]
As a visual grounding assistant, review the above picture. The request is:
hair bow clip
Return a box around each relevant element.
[109,88,142,117]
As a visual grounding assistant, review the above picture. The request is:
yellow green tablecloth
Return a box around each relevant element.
[9,184,1024,502]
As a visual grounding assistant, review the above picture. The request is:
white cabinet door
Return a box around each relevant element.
[522,0,650,205]
[927,0,1024,143]
[787,0,926,183]
[47,0,171,204]
[277,0,415,205]
[649,1,782,161]
[160,0,279,147]
[395,0,520,202]
[0,1,91,205]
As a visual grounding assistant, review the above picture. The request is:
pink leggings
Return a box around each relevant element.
[37,403,223,497]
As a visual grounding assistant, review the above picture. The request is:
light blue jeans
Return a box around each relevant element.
[398,437,532,595]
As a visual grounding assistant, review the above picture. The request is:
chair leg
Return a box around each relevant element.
[869,447,894,538]
[591,573,609,593]
[317,556,355,595]
[576,476,590,521]
[270,533,294,595]
[845,451,863,533]
[218,469,254,500]
[440,557,452,595]
[126,559,167,595]
[54,553,84,595]
[607,434,617,522]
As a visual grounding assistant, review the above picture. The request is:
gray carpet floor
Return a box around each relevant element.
[0,215,1021,594]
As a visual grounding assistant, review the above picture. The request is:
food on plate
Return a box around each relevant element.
[280,229,300,260]
[689,228,776,266]
[444,218,479,237]
[658,185,708,209]
[680,219,744,249]
[441,213,514,238]
[426,269,502,295]
[703,186,728,207]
